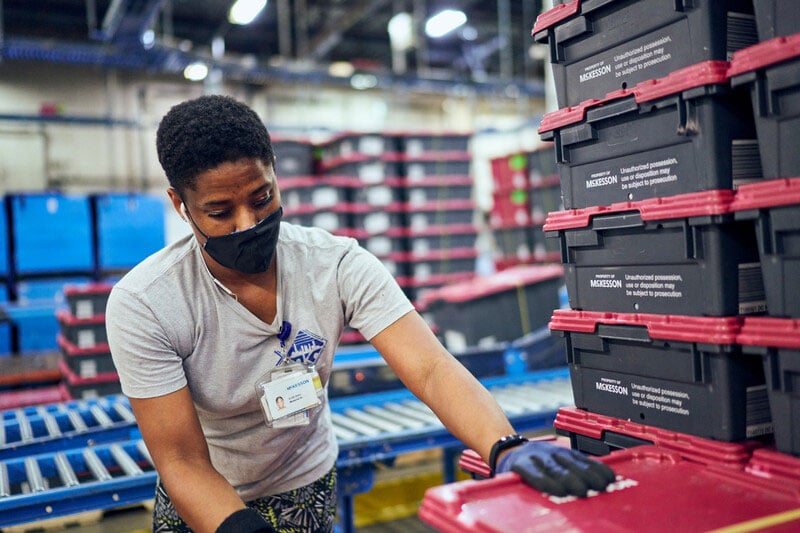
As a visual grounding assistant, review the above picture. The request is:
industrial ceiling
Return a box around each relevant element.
[0,0,547,96]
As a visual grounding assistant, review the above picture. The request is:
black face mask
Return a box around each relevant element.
[185,204,283,274]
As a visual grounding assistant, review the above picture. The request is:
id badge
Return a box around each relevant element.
[256,364,323,428]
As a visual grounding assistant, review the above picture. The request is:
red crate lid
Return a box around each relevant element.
[746,448,800,485]
[421,447,800,533]
[401,247,479,262]
[554,406,761,468]
[57,334,111,356]
[404,223,477,237]
[738,317,800,349]
[531,0,580,35]
[406,176,473,187]
[336,227,406,239]
[56,309,106,326]
[403,198,475,212]
[420,264,563,306]
[729,34,800,77]
[63,283,114,296]
[318,153,398,173]
[396,271,475,289]
[539,61,730,133]
[57,357,118,385]
[732,177,800,211]
[549,309,742,345]
[543,189,736,231]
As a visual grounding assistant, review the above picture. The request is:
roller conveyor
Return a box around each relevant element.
[0,439,157,526]
[0,367,572,530]
[332,367,572,467]
[0,395,139,460]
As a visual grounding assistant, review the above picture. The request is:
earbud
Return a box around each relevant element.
[179,203,189,223]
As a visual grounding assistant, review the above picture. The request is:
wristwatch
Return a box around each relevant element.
[488,433,528,475]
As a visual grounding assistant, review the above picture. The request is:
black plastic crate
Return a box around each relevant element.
[420,264,564,351]
[539,61,760,210]
[317,133,394,162]
[349,203,406,235]
[56,310,107,349]
[730,34,800,180]
[404,248,478,281]
[319,156,402,183]
[527,144,557,185]
[753,0,800,41]
[279,177,349,211]
[282,204,354,233]
[406,225,478,255]
[272,139,314,176]
[529,178,562,224]
[545,190,765,316]
[58,358,121,400]
[58,334,116,379]
[346,177,405,206]
[532,0,757,108]
[406,200,476,231]
[406,176,473,205]
[733,177,800,317]
[554,406,763,464]
[396,133,470,157]
[491,224,535,262]
[404,158,471,181]
[63,283,113,319]
[739,316,800,456]
[549,310,772,441]
[340,227,408,257]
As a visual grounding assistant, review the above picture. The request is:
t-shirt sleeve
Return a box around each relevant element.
[337,243,415,341]
[105,285,188,399]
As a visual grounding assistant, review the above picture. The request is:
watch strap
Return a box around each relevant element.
[488,433,528,475]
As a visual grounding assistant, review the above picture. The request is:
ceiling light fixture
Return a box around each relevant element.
[183,62,209,81]
[425,9,467,38]
[228,0,267,25]
[388,12,414,50]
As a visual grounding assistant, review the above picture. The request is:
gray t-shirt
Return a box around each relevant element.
[106,222,414,500]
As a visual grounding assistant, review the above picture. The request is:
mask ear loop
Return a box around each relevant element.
[181,199,238,300]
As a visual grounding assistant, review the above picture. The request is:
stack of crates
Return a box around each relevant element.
[489,152,535,268]
[534,0,776,444]
[730,0,800,458]
[489,145,563,270]
[281,132,478,345]
[56,283,120,399]
[8,192,95,353]
[394,133,478,305]
[3,192,164,355]
[0,197,10,355]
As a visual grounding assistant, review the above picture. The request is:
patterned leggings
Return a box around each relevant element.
[152,467,337,533]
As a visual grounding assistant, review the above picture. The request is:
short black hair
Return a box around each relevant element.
[156,95,275,193]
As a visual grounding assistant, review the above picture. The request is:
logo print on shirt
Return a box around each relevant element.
[286,330,327,365]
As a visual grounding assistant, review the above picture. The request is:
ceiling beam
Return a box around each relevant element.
[307,0,392,62]
[93,0,166,43]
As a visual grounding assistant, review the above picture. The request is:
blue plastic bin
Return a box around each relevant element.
[0,285,10,356]
[0,197,8,278]
[94,193,165,271]
[10,193,94,275]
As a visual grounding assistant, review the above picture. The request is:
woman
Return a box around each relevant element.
[106,95,613,533]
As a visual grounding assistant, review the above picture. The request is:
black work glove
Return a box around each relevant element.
[216,508,277,533]
[496,441,616,497]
